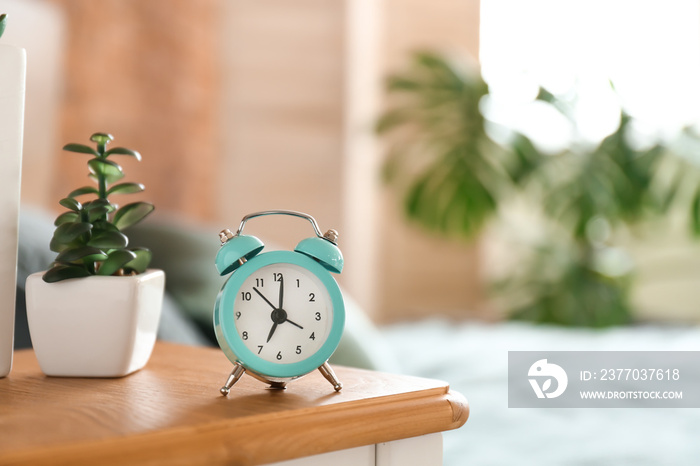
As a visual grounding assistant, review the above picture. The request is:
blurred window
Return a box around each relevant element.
[479,0,700,150]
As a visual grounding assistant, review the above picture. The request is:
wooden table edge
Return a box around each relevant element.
[1,343,469,465]
[0,385,468,466]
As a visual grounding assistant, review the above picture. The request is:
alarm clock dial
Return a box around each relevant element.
[233,263,333,365]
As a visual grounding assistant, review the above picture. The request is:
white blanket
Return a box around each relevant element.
[381,320,700,466]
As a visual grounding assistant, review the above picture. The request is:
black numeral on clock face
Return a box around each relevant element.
[234,264,329,365]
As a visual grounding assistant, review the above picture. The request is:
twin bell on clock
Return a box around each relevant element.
[213,210,345,395]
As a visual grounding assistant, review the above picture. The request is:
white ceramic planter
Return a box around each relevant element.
[25,269,165,377]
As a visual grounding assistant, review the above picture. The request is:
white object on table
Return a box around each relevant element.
[0,41,26,377]
[25,270,165,377]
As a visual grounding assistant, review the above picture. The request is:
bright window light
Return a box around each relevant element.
[479,0,700,151]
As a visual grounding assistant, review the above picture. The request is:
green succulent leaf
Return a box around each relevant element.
[87,230,128,249]
[88,158,124,184]
[42,264,91,283]
[49,237,78,254]
[55,246,107,263]
[82,199,114,222]
[92,220,120,233]
[104,147,142,161]
[62,143,99,157]
[50,222,93,252]
[113,202,155,230]
[124,248,152,273]
[68,186,99,198]
[0,14,7,39]
[83,198,114,211]
[107,182,145,196]
[54,211,80,226]
[90,132,114,146]
[97,249,137,276]
[59,197,82,212]
[88,207,111,222]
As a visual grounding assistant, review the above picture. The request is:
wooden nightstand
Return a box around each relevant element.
[0,342,468,465]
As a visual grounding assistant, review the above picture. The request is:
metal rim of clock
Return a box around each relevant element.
[214,250,345,379]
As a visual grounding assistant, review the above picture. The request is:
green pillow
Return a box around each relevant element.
[129,218,224,329]
[16,207,57,286]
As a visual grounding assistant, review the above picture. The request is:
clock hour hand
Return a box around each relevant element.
[253,287,276,310]
[266,322,278,343]
[284,318,304,330]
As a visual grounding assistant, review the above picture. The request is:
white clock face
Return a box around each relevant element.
[233,263,333,364]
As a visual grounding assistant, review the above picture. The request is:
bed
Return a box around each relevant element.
[381,319,700,466]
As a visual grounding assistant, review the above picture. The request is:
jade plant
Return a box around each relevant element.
[43,132,155,283]
[0,14,7,39]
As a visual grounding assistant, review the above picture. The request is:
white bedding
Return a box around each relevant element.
[380,320,700,466]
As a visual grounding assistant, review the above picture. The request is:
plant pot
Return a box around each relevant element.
[25,269,165,377]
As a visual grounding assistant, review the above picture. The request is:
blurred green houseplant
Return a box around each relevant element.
[378,51,700,327]
[0,13,7,39]
[376,52,511,239]
[44,132,154,283]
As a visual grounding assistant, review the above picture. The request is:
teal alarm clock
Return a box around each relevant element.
[213,210,345,395]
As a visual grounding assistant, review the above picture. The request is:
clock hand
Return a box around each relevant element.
[266,322,278,343]
[253,287,276,310]
[278,274,284,309]
[284,318,304,330]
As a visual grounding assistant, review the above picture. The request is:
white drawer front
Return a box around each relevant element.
[265,444,375,466]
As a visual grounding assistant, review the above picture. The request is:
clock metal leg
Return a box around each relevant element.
[318,362,342,391]
[220,363,246,396]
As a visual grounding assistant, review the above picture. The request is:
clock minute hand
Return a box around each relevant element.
[278,275,284,309]
[253,287,276,310]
